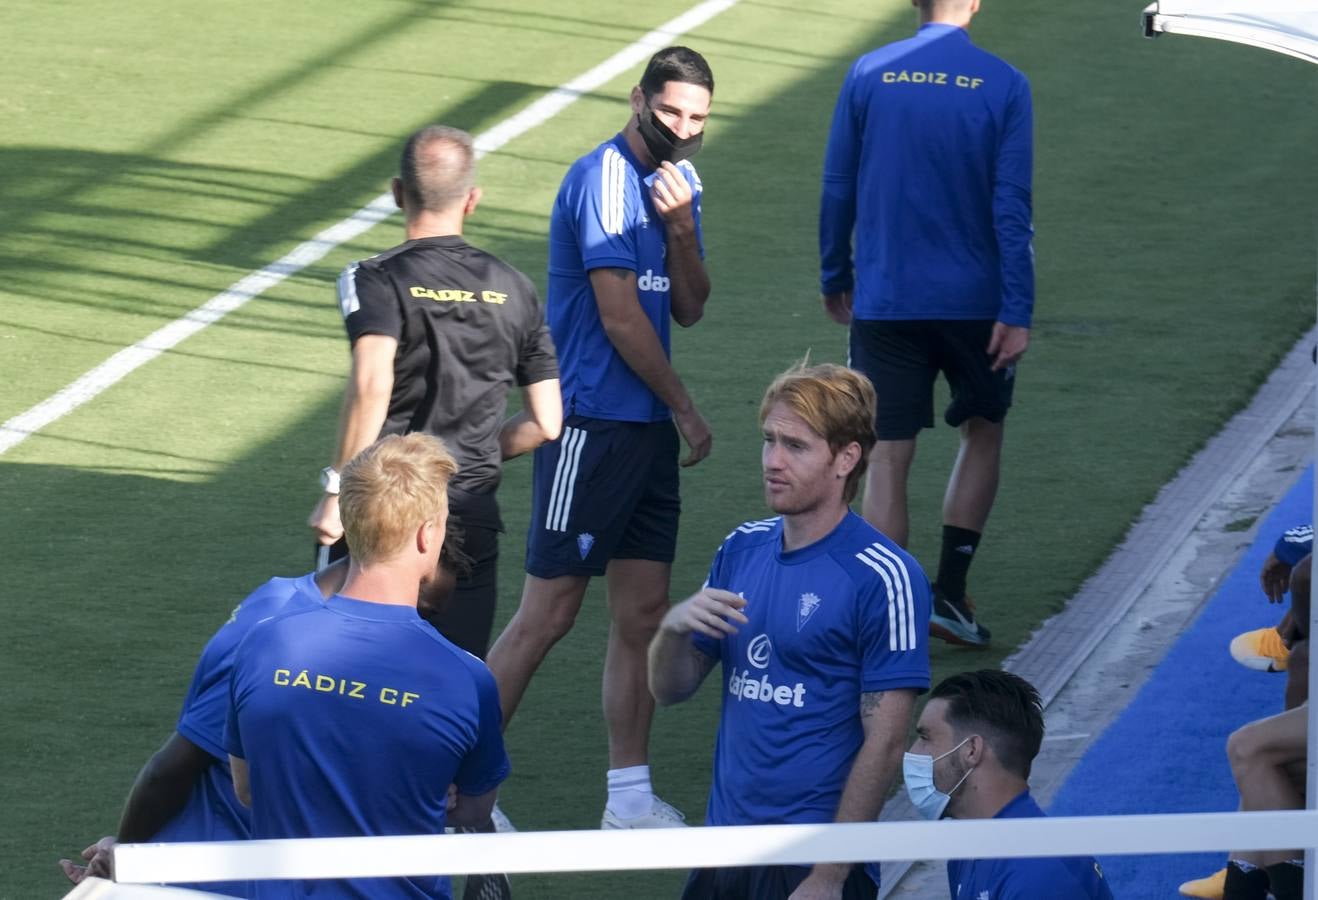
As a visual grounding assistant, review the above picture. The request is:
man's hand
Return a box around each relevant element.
[787,866,848,900]
[821,291,853,326]
[308,493,343,546]
[675,404,713,468]
[59,837,115,884]
[660,588,748,640]
[987,322,1029,372]
[1260,552,1294,603]
[651,162,696,232]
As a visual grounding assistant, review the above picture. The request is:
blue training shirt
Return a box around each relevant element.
[692,513,931,883]
[156,573,323,897]
[947,792,1114,900]
[1274,524,1313,567]
[820,23,1034,326]
[226,595,510,900]
[546,133,704,423]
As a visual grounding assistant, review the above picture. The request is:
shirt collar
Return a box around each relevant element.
[993,789,1042,819]
[776,511,858,565]
[611,132,650,173]
[407,235,469,250]
[917,22,969,39]
[326,594,422,623]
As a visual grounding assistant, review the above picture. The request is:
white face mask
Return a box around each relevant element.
[903,736,974,820]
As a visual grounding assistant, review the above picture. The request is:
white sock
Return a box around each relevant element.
[605,765,654,819]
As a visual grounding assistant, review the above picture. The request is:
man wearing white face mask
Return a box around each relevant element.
[906,670,1113,899]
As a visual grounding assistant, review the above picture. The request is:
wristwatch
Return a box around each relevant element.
[320,466,341,495]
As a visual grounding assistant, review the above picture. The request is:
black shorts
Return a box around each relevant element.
[318,490,501,659]
[525,415,680,578]
[849,319,1015,441]
[681,864,878,900]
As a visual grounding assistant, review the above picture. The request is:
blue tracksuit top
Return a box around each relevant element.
[820,23,1034,326]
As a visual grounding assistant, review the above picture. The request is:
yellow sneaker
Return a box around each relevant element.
[1178,867,1225,899]
[1229,626,1290,672]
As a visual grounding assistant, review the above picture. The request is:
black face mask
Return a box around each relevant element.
[636,109,703,164]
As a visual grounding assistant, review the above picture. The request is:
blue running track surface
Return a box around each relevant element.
[1048,466,1312,899]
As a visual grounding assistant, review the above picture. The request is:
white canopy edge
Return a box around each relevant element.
[1143,2,1318,65]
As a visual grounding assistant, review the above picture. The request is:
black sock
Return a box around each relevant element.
[1223,860,1270,900]
[1265,860,1305,900]
[936,526,981,605]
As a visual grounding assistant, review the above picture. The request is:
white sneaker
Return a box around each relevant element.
[601,796,687,829]
[490,803,516,834]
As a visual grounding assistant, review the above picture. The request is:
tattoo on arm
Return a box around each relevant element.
[602,267,632,281]
[860,691,884,720]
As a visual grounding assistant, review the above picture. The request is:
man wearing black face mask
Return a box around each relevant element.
[485,46,714,830]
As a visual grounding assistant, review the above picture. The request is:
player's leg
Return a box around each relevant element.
[938,414,1003,608]
[931,320,1014,646]
[864,439,918,547]
[420,496,501,658]
[1291,555,1312,634]
[444,518,517,900]
[600,420,685,828]
[848,320,936,547]
[485,575,589,728]
[1283,555,1310,708]
[603,557,668,767]
[1226,704,1307,870]
[602,557,679,827]
[488,416,652,732]
[943,416,1003,534]
[486,420,606,727]
[1285,639,1308,710]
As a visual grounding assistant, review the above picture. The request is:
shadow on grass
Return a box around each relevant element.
[4,2,1318,899]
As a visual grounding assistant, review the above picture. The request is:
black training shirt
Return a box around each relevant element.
[338,235,558,496]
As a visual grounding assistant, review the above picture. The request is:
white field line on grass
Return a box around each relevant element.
[0,0,741,456]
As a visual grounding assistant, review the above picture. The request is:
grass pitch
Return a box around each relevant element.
[1,0,1315,897]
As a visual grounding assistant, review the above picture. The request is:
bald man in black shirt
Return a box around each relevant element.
[309,124,561,660]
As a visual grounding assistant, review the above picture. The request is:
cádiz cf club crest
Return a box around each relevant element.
[797,592,822,631]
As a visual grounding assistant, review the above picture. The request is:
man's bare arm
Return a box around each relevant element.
[650,161,710,327]
[500,378,563,459]
[62,726,216,882]
[332,335,397,468]
[649,634,718,706]
[666,223,709,327]
[448,788,498,829]
[229,756,252,808]
[117,733,216,842]
[308,334,397,543]
[789,689,917,899]
[648,587,746,705]
[590,267,711,466]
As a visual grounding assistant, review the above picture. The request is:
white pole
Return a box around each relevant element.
[1306,262,1317,900]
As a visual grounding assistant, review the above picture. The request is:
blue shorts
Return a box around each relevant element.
[525,415,680,578]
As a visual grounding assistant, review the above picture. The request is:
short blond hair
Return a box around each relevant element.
[339,433,459,565]
[759,362,877,503]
